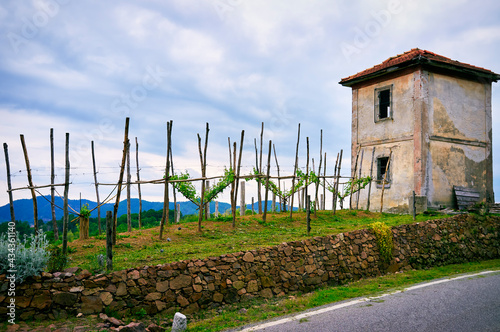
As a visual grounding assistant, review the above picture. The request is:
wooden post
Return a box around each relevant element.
[126,139,131,232]
[380,150,392,213]
[91,141,101,235]
[289,124,300,219]
[62,133,70,255]
[197,123,209,233]
[177,203,181,223]
[272,144,282,212]
[135,137,142,229]
[305,137,310,214]
[262,140,272,222]
[240,181,245,216]
[314,130,323,216]
[3,143,15,224]
[50,129,59,240]
[258,122,264,214]
[272,193,276,213]
[306,195,311,235]
[229,139,236,223]
[20,134,38,233]
[333,149,343,214]
[215,201,219,218]
[170,143,176,228]
[251,197,255,214]
[232,130,244,227]
[366,147,376,211]
[205,180,210,220]
[160,120,173,238]
[320,194,324,210]
[350,146,361,210]
[356,148,364,210]
[113,118,129,245]
[323,152,327,211]
[106,210,113,271]
[79,215,89,240]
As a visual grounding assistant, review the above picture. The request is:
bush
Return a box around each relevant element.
[0,231,50,283]
[369,222,394,264]
[46,245,68,273]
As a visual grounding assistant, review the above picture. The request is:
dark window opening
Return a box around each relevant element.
[378,89,390,119]
[374,85,392,122]
[377,157,390,183]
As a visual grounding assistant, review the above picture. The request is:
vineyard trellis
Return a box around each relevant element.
[2,117,383,266]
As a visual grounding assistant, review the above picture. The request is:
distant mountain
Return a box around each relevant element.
[0,197,233,224]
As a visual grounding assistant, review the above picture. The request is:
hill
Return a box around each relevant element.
[0,197,234,224]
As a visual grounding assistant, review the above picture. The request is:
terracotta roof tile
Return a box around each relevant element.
[340,48,499,85]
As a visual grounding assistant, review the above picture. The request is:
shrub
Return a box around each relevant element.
[46,245,68,273]
[369,222,394,264]
[0,231,50,283]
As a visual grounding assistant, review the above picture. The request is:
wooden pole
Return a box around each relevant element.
[135,137,142,229]
[350,146,361,210]
[3,143,15,224]
[251,197,255,214]
[333,149,343,214]
[366,147,376,211]
[289,124,300,219]
[314,130,323,216]
[356,148,364,210]
[197,123,209,233]
[306,195,311,235]
[50,129,59,240]
[380,150,392,213]
[263,140,272,222]
[169,140,176,228]
[272,193,276,213]
[62,133,70,255]
[332,152,339,211]
[126,139,131,232]
[240,181,245,216]
[229,140,236,224]
[106,210,113,271]
[305,137,310,214]
[272,144,282,212]
[258,122,264,214]
[215,201,219,218]
[91,141,101,235]
[205,180,210,220]
[254,138,260,213]
[323,152,327,211]
[160,121,172,238]
[113,118,129,245]
[233,130,245,227]
[20,134,38,233]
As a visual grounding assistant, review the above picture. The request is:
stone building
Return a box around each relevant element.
[339,48,499,213]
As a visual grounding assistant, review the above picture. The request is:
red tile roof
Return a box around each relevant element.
[340,48,500,86]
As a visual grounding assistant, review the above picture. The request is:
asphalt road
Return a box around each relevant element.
[233,271,500,332]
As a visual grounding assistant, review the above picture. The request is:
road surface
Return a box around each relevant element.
[233,271,500,332]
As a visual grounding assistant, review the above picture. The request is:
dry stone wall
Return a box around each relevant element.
[1,214,499,321]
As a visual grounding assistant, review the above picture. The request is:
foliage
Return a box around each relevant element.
[369,221,393,264]
[170,168,235,206]
[336,176,372,200]
[246,167,316,200]
[0,230,50,283]
[46,245,68,273]
[80,203,91,219]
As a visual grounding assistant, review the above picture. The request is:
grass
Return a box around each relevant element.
[66,210,451,272]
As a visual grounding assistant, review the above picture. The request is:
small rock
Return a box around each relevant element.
[76,313,84,318]
[172,312,187,332]
[73,326,89,332]
[178,227,181,230]
[147,323,165,332]
[167,238,171,242]
[109,317,126,327]
[239,308,248,314]
[118,322,146,331]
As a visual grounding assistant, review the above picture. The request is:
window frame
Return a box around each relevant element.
[374,85,393,122]
[376,156,391,189]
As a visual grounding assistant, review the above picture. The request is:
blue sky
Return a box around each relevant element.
[1,0,499,207]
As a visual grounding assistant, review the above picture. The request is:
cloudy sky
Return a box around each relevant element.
[1,0,499,209]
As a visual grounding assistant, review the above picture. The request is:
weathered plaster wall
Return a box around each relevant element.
[1,215,498,321]
[426,72,493,206]
[352,72,416,212]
